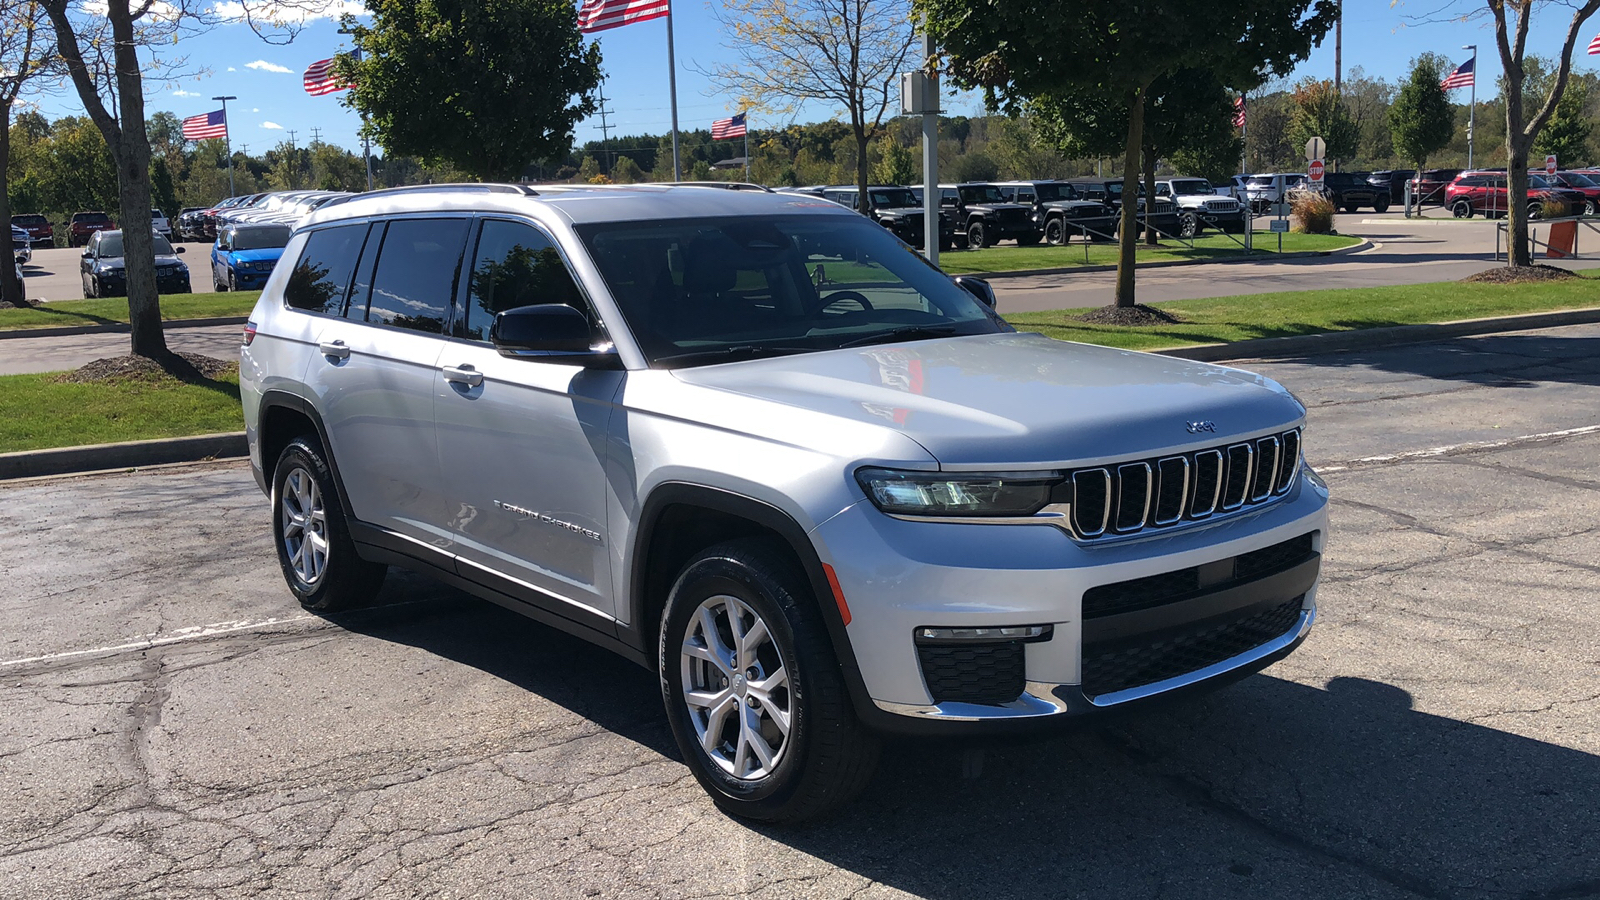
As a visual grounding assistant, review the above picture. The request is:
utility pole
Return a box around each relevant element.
[286,129,297,149]
[337,26,374,191]
[213,95,237,195]
[1463,43,1478,170]
[1333,4,1342,96]
[596,80,614,174]
[309,126,322,146]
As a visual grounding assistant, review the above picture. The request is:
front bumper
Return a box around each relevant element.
[811,463,1329,733]
[94,273,193,296]
[231,268,274,289]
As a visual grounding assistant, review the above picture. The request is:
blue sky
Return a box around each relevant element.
[24,1,1600,158]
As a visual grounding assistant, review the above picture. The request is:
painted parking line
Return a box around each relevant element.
[1317,424,1600,473]
[0,614,324,668]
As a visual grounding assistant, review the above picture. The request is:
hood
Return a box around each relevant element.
[226,247,285,264]
[670,332,1304,468]
[969,202,1031,213]
[1042,200,1110,211]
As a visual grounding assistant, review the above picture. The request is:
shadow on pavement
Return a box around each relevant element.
[334,578,1600,898]
[1274,332,1600,390]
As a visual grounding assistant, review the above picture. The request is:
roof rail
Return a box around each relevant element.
[658,181,773,192]
[316,182,540,211]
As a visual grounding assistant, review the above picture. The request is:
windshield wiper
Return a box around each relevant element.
[653,344,813,367]
[837,325,964,349]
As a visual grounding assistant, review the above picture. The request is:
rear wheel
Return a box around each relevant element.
[660,539,880,823]
[1529,202,1545,220]
[271,437,387,612]
[1452,200,1473,219]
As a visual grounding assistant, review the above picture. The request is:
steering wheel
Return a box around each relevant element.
[819,290,874,312]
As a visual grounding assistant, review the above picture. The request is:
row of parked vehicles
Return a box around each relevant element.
[1234,167,1600,217]
[780,178,1247,249]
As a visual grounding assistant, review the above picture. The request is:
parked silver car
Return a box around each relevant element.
[240,183,1328,822]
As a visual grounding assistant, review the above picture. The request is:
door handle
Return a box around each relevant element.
[318,340,350,360]
[442,364,483,387]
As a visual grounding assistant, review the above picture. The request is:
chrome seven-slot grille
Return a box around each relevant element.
[1069,428,1301,539]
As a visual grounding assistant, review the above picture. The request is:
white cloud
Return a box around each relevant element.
[172,89,199,97]
[246,60,292,74]
[261,121,283,130]
[227,67,236,72]
[210,1,366,24]
[252,107,260,112]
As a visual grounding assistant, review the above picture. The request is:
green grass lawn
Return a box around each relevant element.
[1006,271,1600,351]
[940,232,1361,275]
[0,291,260,332]
[0,369,244,454]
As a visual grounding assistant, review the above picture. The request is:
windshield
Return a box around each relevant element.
[1033,183,1077,202]
[14,215,45,226]
[1559,172,1598,187]
[578,215,1006,367]
[1169,179,1213,195]
[1529,174,1552,189]
[958,185,1006,204]
[230,226,291,250]
[869,188,918,208]
[98,234,176,257]
[1247,176,1275,186]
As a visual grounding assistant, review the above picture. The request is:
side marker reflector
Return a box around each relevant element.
[821,563,851,626]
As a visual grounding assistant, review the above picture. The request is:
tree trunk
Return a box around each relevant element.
[1115,85,1147,308]
[1142,147,1158,246]
[0,108,22,308]
[854,121,870,212]
[1504,67,1532,268]
[108,1,167,359]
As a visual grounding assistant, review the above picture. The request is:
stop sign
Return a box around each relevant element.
[1546,154,1558,175]
[1308,159,1325,183]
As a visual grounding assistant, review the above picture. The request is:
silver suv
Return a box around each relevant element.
[241,183,1329,822]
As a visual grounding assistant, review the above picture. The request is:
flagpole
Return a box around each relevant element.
[666,7,681,180]
[1464,44,1477,170]
[213,95,237,196]
[744,113,750,181]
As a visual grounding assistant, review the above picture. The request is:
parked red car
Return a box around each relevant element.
[1409,168,1463,206]
[11,213,53,248]
[1539,171,1600,215]
[1443,171,1588,219]
[67,211,115,247]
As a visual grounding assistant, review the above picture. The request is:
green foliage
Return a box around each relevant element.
[872,135,918,185]
[1035,69,1243,179]
[612,156,644,183]
[150,158,180,218]
[1288,78,1359,161]
[1534,78,1593,167]
[340,0,603,180]
[1389,55,1455,168]
[948,149,998,182]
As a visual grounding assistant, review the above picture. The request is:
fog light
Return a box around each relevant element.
[915,624,1052,643]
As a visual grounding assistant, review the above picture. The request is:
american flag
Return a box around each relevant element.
[1441,57,1475,90]
[303,58,351,96]
[578,0,669,33]
[711,113,747,140]
[1588,32,1600,55]
[181,109,228,141]
[1233,96,1246,128]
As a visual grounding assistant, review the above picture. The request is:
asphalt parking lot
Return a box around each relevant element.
[3,324,1599,898]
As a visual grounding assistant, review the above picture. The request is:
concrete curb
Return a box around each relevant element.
[1152,306,1600,363]
[966,237,1372,280]
[4,302,1596,482]
[0,432,247,481]
[0,317,248,341]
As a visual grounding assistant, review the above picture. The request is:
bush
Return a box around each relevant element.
[1532,191,1578,219]
[1289,190,1336,234]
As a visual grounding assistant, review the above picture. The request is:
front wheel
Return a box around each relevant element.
[1179,213,1200,239]
[660,539,880,823]
[1529,202,1544,221]
[272,437,386,612]
[966,221,990,249]
[1374,199,1390,213]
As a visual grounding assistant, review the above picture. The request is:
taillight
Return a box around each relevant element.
[242,321,258,346]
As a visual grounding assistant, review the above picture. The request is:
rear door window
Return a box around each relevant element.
[284,222,370,316]
[364,218,470,334]
[459,219,591,342]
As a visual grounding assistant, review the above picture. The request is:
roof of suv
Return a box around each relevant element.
[302,183,853,230]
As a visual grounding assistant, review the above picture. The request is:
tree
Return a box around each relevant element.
[0,0,54,307]
[1534,77,1592,166]
[1389,55,1455,171]
[1287,78,1359,163]
[704,0,915,204]
[918,0,1336,308]
[1476,0,1600,266]
[873,135,918,185]
[340,0,602,181]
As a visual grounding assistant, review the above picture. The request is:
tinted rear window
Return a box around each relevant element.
[362,218,469,334]
[284,223,369,315]
[12,215,46,226]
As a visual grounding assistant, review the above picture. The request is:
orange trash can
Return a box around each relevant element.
[1546,220,1577,258]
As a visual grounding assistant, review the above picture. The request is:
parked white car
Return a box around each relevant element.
[1244,173,1309,213]
[151,208,173,240]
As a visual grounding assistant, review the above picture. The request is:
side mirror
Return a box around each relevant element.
[175,246,186,254]
[81,249,92,259]
[951,275,997,309]
[491,304,617,366]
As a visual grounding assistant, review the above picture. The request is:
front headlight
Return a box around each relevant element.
[856,467,1061,517]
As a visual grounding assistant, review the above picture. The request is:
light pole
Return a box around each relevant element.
[1463,44,1477,171]
[336,26,374,191]
[213,95,237,195]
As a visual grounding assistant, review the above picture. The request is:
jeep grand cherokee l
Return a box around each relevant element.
[241,183,1328,823]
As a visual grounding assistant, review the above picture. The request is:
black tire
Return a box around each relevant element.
[1043,217,1066,246]
[1179,212,1200,239]
[1374,199,1390,213]
[1452,200,1473,219]
[659,538,880,823]
[271,436,386,613]
[1529,202,1544,220]
[214,271,228,292]
[967,220,990,249]
[228,270,237,292]
[1588,200,1598,216]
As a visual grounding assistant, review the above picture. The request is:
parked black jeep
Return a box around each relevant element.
[995,180,1118,244]
[1065,178,1182,236]
[819,185,957,251]
[1318,172,1390,212]
[937,183,1040,248]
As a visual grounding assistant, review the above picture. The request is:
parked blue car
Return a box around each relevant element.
[212,223,291,292]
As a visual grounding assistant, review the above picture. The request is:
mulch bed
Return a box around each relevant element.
[1077,304,1186,327]
[1462,265,1580,285]
[54,353,237,386]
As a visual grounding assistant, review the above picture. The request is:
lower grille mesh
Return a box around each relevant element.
[1081,532,1316,619]
[1081,597,1305,698]
[917,642,1026,704]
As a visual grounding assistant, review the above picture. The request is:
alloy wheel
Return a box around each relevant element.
[280,466,329,585]
[679,593,792,781]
